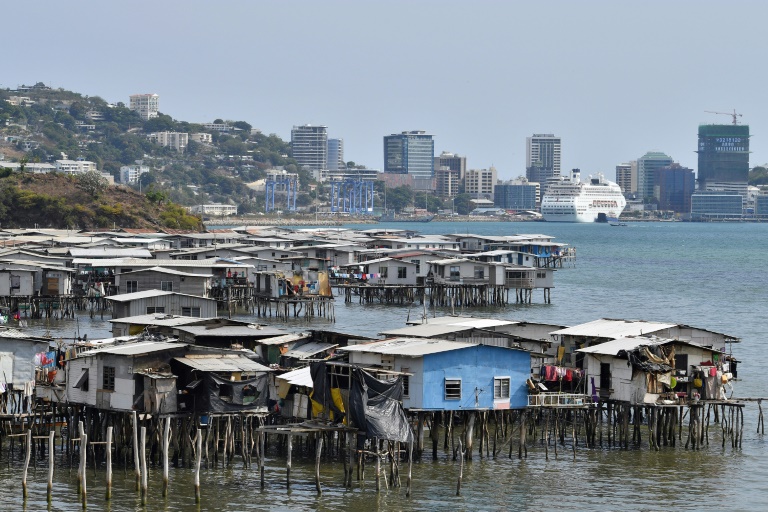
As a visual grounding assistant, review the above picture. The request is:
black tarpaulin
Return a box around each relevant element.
[199,373,269,413]
[309,362,345,421]
[349,368,413,443]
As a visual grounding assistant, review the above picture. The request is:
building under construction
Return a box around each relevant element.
[697,122,749,190]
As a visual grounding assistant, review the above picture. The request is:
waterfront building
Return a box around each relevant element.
[615,162,637,196]
[690,190,743,220]
[697,124,749,190]
[383,130,435,180]
[653,163,695,213]
[291,124,328,171]
[434,151,466,178]
[189,203,239,216]
[327,138,344,171]
[120,164,150,184]
[106,290,218,319]
[147,131,188,152]
[129,93,159,120]
[465,167,497,199]
[341,338,531,411]
[755,194,768,218]
[636,152,674,202]
[526,134,561,186]
[494,178,539,210]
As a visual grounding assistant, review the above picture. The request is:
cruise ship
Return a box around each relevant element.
[541,169,626,222]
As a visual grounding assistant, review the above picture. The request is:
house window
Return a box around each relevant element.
[126,280,138,293]
[449,266,461,280]
[182,307,201,317]
[160,281,173,291]
[536,271,546,279]
[411,259,421,274]
[379,266,388,278]
[445,379,461,400]
[474,266,484,279]
[146,306,165,314]
[397,267,407,279]
[103,366,115,391]
[494,377,510,399]
[401,367,410,398]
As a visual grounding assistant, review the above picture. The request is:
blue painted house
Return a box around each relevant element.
[340,337,530,411]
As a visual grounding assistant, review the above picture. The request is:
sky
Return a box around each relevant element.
[5,1,768,181]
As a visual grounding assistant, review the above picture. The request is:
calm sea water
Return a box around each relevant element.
[6,221,768,511]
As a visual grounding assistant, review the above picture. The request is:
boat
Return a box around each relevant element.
[541,169,627,223]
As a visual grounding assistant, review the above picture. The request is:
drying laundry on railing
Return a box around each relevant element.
[540,365,583,382]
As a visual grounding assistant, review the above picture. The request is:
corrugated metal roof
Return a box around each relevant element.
[78,341,187,357]
[550,319,678,339]
[381,318,517,338]
[276,366,313,388]
[256,332,313,345]
[174,325,286,338]
[577,336,670,355]
[108,314,215,327]
[106,290,217,303]
[340,337,476,357]
[72,258,254,268]
[68,248,153,258]
[119,267,213,278]
[283,342,337,359]
[174,355,271,372]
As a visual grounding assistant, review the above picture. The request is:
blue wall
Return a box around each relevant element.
[420,345,530,410]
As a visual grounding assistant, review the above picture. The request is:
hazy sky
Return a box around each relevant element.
[6,1,767,180]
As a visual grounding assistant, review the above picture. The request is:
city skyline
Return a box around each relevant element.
[3,1,767,181]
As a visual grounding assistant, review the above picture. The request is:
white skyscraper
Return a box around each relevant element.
[129,93,159,120]
[291,125,328,171]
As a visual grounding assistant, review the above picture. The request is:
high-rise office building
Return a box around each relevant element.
[697,124,749,190]
[526,134,561,184]
[494,178,538,210]
[465,167,497,199]
[291,125,328,171]
[653,163,695,213]
[129,93,159,120]
[434,151,466,198]
[327,138,344,171]
[383,131,434,179]
[615,162,637,196]
[637,152,673,201]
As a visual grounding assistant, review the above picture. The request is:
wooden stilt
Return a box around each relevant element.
[22,430,31,499]
[106,426,113,500]
[132,411,140,491]
[140,426,148,505]
[194,428,202,503]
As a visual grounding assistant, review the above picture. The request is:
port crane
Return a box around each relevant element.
[704,109,742,125]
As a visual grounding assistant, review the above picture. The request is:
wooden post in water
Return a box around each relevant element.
[286,433,292,488]
[456,439,464,496]
[406,440,413,497]
[315,435,323,495]
[140,426,148,505]
[106,426,113,500]
[194,428,203,503]
[80,431,88,508]
[162,417,170,497]
[132,411,140,491]
[22,430,31,498]
[47,431,55,503]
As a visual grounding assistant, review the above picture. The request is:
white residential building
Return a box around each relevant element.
[129,93,159,120]
[327,138,344,171]
[189,133,213,144]
[148,132,188,152]
[120,164,150,184]
[55,159,97,175]
[189,204,239,216]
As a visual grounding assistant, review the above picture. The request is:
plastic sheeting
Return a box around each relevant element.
[309,362,346,422]
[348,368,413,443]
[198,373,269,414]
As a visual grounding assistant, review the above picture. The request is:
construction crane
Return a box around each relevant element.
[704,109,742,125]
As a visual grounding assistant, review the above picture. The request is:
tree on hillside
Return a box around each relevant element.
[232,121,252,132]
[77,171,109,197]
[749,166,768,186]
[143,114,176,133]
